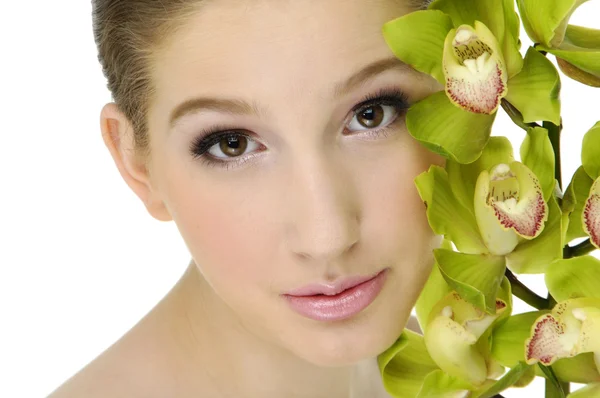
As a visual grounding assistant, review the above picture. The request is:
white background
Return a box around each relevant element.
[1,1,599,397]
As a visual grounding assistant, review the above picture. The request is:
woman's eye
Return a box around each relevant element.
[189,129,265,169]
[347,104,400,132]
[190,90,410,169]
[207,134,261,160]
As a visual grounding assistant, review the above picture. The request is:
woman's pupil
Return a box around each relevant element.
[220,135,248,156]
[359,105,384,128]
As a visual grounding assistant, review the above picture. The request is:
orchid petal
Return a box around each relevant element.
[406,91,496,164]
[415,240,454,332]
[416,165,488,254]
[520,126,556,201]
[582,121,600,180]
[382,10,454,85]
[554,25,600,86]
[416,370,472,398]
[505,195,562,274]
[443,22,508,114]
[434,248,506,314]
[378,329,440,397]
[492,310,550,367]
[553,353,600,384]
[541,25,600,86]
[583,177,600,249]
[516,0,590,47]
[546,256,600,302]
[557,57,600,87]
[568,383,600,398]
[471,362,533,398]
[505,48,562,126]
[563,166,596,243]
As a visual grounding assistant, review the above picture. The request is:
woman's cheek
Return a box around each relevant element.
[171,187,273,293]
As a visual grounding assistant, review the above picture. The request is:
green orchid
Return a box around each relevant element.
[378,328,473,397]
[416,132,558,285]
[491,310,600,386]
[569,383,600,398]
[517,0,600,87]
[563,121,600,248]
[382,0,561,164]
[423,289,510,387]
[379,273,530,397]
[490,255,600,387]
[488,254,600,397]
[524,297,600,372]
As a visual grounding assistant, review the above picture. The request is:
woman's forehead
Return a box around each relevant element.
[150,0,415,114]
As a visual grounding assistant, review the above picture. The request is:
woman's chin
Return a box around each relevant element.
[285,316,407,367]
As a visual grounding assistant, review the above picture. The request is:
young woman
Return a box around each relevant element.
[49,0,443,396]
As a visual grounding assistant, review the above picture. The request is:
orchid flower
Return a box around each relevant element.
[517,0,600,87]
[490,255,600,391]
[379,273,532,397]
[415,133,557,320]
[563,122,600,249]
[525,298,600,370]
[382,0,561,164]
[424,290,509,387]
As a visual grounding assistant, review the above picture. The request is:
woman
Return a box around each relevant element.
[49,0,443,396]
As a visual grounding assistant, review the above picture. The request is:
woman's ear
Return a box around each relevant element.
[100,103,173,222]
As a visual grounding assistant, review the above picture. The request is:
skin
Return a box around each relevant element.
[49,0,444,396]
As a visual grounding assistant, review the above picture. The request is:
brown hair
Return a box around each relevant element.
[91,0,429,166]
[92,0,205,166]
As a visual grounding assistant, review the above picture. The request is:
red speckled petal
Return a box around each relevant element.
[583,178,600,249]
[491,162,548,239]
[447,64,507,114]
[525,314,570,365]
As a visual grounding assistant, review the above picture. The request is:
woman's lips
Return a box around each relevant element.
[281,269,389,322]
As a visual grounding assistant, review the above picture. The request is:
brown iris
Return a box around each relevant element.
[219,135,248,157]
[357,105,384,128]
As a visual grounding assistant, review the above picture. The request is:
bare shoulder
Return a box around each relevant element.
[45,334,163,398]
[46,315,177,398]
[46,349,137,398]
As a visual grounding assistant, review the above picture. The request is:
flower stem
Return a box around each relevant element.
[544,119,570,397]
[565,238,596,258]
[505,269,549,310]
[544,121,563,190]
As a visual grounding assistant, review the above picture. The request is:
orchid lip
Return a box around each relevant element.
[282,268,388,296]
[583,178,600,249]
[443,22,508,115]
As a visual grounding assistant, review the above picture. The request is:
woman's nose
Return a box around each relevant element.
[283,151,361,264]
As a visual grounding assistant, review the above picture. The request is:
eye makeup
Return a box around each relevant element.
[188,86,411,170]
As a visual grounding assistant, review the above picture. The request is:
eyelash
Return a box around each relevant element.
[188,87,410,170]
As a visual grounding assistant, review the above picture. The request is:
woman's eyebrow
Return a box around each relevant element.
[332,56,410,100]
[168,56,409,130]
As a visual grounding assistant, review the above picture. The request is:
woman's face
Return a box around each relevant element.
[139,0,443,366]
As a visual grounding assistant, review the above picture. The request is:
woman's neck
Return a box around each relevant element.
[151,260,390,398]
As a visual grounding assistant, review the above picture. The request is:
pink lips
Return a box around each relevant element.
[282,268,389,322]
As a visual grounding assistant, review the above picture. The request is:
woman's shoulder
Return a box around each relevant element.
[46,308,182,398]
[46,332,156,398]
[46,346,137,398]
